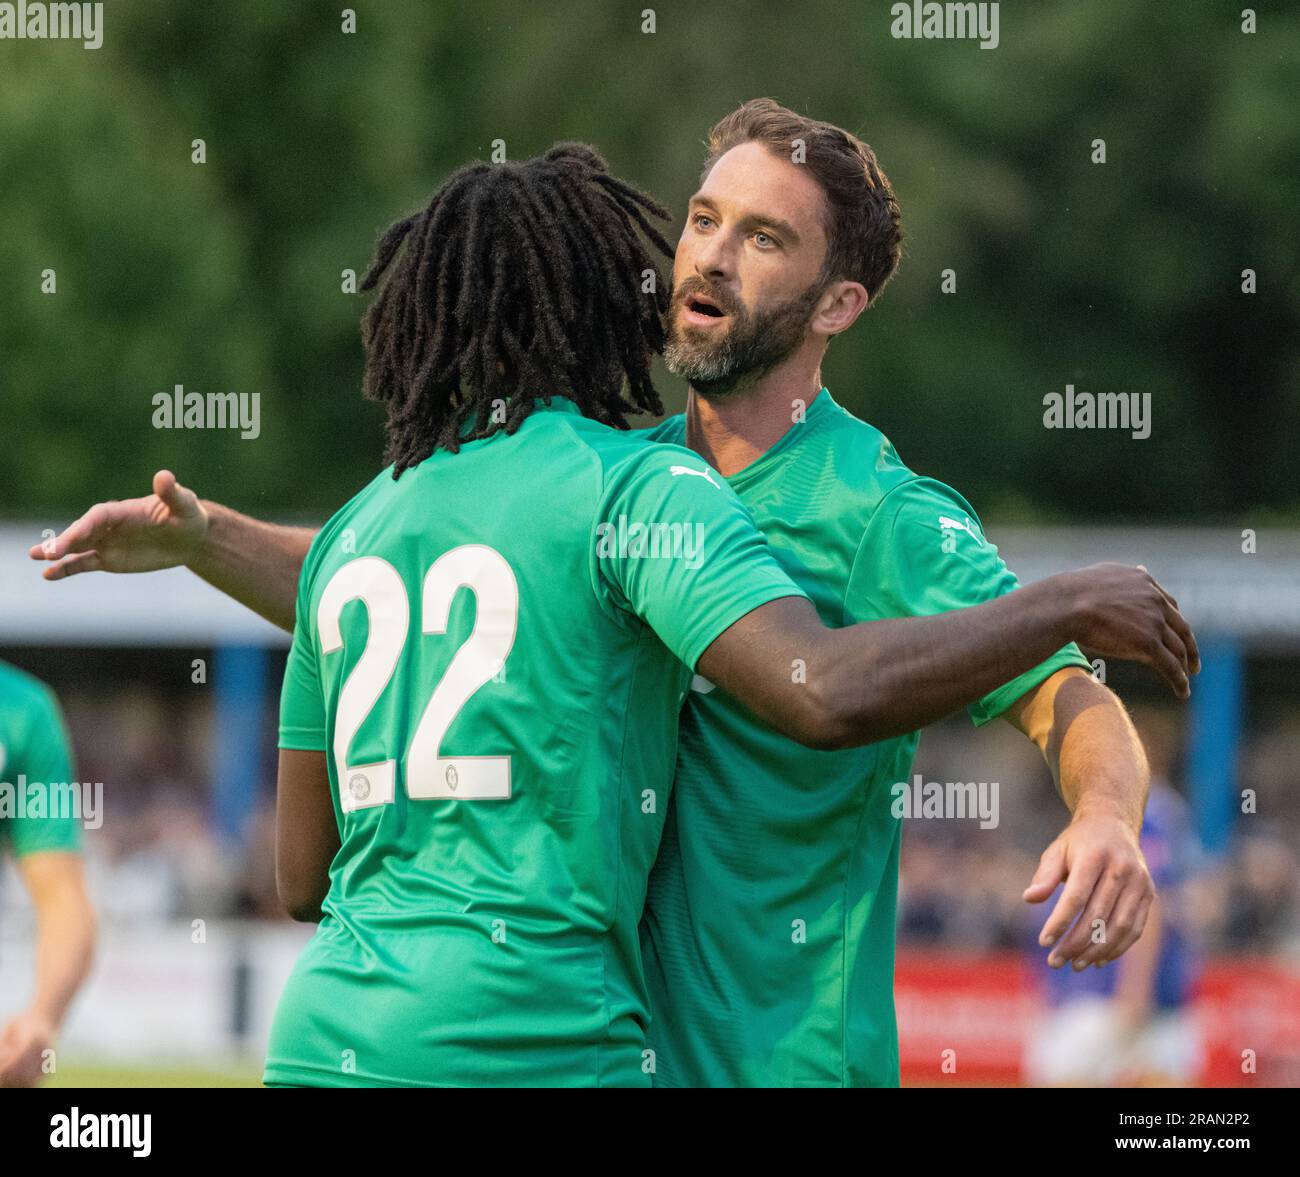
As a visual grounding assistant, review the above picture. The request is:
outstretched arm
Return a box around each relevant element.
[29,470,315,633]
[1008,667,1155,970]
[696,563,1197,752]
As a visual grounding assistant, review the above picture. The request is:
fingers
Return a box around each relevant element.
[154,469,202,520]
[1041,847,1155,969]
[1085,881,1154,967]
[1160,623,1190,680]
[41,551,105,581]
[1045,857,1120,967]
[28,503,116,562]
[1067,869,1135,968]
[1144,568,1201,678]
[1045,868,1128,967]
[1147,633,1190,699]
[1164,601,1200,676]
[1037,850,1098,952]
[1024,840,1066,906]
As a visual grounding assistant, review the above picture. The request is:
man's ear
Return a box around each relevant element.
[811,280,870,337]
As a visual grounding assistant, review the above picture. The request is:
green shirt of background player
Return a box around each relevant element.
[0,660,96,1087]
[32,123,1197,1085]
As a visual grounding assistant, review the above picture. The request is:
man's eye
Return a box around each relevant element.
[694,214,714,230]
[753,231,776,248]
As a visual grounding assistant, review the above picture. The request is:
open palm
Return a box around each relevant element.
[29,470,208,579]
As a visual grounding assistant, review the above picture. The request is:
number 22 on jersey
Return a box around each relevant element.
[316,545,519,812]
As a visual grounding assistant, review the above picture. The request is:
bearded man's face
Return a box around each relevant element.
[665,140,832,397]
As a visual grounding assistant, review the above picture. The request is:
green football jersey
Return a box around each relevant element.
[268,397,805,1088]
[0,660,80,862]
[639,389,1089,1087]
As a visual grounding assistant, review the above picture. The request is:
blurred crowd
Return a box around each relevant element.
[900,706,1300,958]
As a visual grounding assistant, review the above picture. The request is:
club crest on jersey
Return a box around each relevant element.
[348,773,371,802]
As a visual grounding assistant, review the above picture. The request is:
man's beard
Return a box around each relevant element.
[664,277,823,399]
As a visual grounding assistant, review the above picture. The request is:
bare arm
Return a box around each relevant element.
[276,749,341,922]
[0,851,96,1087]
[696,563,1196,752]
[189,499,315,632]
[29,470,314,632]
[1008,667,1155,969]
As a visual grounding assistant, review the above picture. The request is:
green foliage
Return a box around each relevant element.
[2,0,1296,523]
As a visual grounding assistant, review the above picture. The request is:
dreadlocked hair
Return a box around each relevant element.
[359,142,675,475]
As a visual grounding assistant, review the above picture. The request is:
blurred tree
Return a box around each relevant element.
[1,0,1295,524]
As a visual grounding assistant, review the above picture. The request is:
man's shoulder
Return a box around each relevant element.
[803,395,924,518]
[0,661,62,778]
[638,413,686,447]
[567,416,719,492]
[817,396,979,523]
[302,466,402,574]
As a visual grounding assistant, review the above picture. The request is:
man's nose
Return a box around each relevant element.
[693,235,733,283]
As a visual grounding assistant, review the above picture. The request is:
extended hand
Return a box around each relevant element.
[1023,809,1155,969]
[29,470,208,579]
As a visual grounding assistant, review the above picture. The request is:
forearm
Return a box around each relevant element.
[189,501,317,633]
[30,892,96,1029]
[1015,672,1156,968]
[1020,670,1149,833]
[696,564,1186,752]
[821,576,1075,747]
[1055,689,1148,832]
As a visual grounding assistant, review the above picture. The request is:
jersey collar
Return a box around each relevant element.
[724,386,835,491]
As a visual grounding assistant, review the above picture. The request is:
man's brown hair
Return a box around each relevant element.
[703,98,902,303]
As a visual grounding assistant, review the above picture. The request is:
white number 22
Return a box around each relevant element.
[317,545,519,812]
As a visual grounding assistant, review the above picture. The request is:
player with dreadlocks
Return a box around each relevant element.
[39,144,1196,1087]
[266,141,835,1087]
[359,143,672,467]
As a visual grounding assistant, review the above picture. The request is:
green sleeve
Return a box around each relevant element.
[5,684,81,857]
[845,477,1090,726]
[593,444,807,670]
[278,546,328,752]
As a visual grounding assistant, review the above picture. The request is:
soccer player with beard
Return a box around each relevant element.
[637,99,1173,1086]
[32,116,1195,1086]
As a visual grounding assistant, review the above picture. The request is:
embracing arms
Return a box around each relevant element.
[697,565,1195,750]
[34,474,1197,753]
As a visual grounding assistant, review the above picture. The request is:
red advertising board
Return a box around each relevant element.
[895,951,1300,1087]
